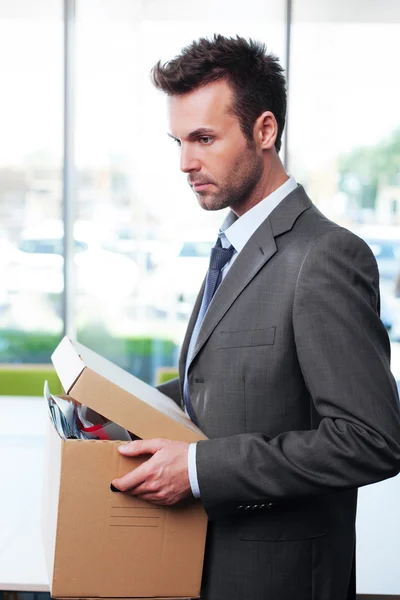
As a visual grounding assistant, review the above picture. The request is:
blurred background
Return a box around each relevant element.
[1,3,400,598]
[0,0,399,390]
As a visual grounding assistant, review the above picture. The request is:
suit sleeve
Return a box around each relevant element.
[196,229,400,518]
[156,376,182,407]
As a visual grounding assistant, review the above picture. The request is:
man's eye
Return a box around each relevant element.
[199,136,213,145]
[173,138,181,147]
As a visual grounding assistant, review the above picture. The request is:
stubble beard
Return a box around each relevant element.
[195,149,264,213]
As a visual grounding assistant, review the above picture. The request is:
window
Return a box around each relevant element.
[73,0,286,381]
[289,0,400,349]
[0,1,63,366]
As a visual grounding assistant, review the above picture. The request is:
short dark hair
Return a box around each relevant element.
[151,34,287,152]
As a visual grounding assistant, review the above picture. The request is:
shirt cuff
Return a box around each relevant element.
[188,442,201,498]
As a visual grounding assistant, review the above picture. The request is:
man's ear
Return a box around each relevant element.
[254,111,278,150]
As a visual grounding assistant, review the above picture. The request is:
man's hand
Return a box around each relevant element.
[112,439,191,506]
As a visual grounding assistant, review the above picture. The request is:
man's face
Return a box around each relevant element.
[168,80,263,212]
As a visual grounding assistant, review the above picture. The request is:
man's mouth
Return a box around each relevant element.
[189,180,214,191]
[193,183,211,191]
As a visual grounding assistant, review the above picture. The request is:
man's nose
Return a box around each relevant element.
[180,145,201,173]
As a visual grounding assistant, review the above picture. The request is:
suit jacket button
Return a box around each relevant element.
[237,505,244,510]
[245,505,251,510]
[252,504,258,510]
[260,503,266,509]
[267,502,273,510]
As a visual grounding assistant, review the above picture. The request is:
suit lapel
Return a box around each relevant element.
[179,278,205,385]
[182,185,312,375]
[187,218,277,370]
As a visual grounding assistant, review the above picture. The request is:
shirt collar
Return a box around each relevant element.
[219,175,297,252]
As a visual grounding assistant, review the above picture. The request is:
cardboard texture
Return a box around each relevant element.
[42,337,208,599]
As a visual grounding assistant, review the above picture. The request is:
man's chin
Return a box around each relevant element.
[196,192,229,212]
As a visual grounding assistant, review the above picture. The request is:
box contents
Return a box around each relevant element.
[44,380,132,441]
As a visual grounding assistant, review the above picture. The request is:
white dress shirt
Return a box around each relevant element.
[188,175,298,498]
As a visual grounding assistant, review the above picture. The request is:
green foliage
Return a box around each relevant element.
[0,329,178,386]
[156,369,179,385]
[0,331,62,363]
[339,128,400,210]
[78,328,176,359]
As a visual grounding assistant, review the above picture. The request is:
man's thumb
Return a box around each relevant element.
[117,438,165,456]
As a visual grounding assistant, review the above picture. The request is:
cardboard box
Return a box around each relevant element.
[42,336,208,599]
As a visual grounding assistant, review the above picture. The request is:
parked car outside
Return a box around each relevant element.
[352,226,400,282]
[146,237,214,318]
[351,226,400,337]
[4,221,139,300]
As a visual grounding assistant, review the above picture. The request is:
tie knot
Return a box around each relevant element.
[209,243,235,271]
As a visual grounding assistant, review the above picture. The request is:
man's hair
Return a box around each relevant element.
[151,34,287,152]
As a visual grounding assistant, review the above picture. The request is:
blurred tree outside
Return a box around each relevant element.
[339,129,400,223]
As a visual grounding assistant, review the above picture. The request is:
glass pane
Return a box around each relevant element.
[289,2,400,384]
[75,0,286,383]
[0,1,63,370]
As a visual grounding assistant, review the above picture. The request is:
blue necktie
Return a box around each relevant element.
[183,238,235,424]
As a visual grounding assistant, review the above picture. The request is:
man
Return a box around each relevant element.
[112,35,400,599]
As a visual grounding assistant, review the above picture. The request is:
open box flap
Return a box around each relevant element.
[51,336,85,393]
[51,336,206,442]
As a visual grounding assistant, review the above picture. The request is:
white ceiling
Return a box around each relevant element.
[0,0,399,23]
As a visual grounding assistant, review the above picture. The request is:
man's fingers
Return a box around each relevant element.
[111,464,147,492]
[112,439,191,506]
[117,438,166,457]
[123,481,159,497]
[113,441,165,491]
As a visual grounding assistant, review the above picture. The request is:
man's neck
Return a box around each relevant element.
[232,157,289,217]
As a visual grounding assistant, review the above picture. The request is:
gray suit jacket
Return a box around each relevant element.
[160,185,400,600]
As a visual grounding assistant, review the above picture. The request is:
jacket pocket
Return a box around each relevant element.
[218,326,276,349]
[238,502,328,541]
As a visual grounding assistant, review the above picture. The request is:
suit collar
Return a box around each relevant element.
[221,175,298,253]
[269,184,312,237]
